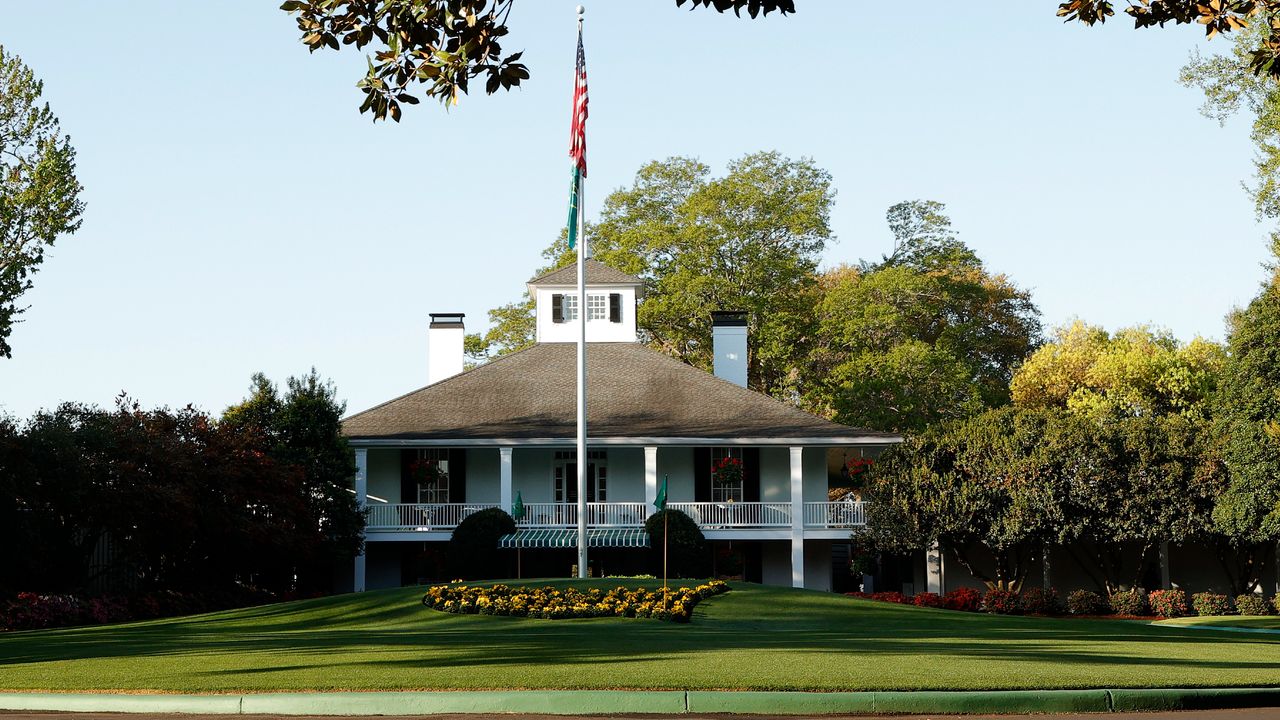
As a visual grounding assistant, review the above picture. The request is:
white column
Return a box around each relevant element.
[644,446,658,516]
[499,447,514,515]
[926,541,944,595]
[353,447,368,593]
[790,446,805,589]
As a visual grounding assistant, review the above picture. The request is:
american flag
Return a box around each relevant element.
[569,28,588,177]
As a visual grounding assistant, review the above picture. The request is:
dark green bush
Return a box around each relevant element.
[645,509,709,578]
[1109,588,1148,616]
[982,589,1022,615]
[1235,594,1272,616]
[1192,592,1233,617]
[1021,587,1062,615]
[1067,589,1110,616]
[448,508,516,580]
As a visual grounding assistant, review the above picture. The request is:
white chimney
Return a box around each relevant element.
[711,311,748,388]
[428,313,465,384]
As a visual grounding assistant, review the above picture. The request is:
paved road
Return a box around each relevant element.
[2,707,1280,712]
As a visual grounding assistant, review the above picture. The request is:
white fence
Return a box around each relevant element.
[667,502,793,528]
[365,503,498,531]
[803,501,868,528]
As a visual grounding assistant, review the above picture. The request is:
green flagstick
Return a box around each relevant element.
[654,475,669,611]
[513,491,526,579]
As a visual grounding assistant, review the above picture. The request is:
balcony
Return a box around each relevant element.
[365,501,868,533]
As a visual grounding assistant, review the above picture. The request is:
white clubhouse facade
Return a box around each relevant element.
[341,261,900,592]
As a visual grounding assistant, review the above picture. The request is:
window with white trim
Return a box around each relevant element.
[554,450,607,502]
[563,293,579,321]
[587,293,608,321]
[412,448,450,503]
[710,447,744,503]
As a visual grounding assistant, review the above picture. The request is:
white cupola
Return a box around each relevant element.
[527,259,644,343]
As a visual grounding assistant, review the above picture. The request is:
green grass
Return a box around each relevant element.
[1156,615,1280,631]
[1,580,1278,693]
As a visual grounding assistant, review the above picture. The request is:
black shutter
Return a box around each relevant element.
[400,449,417,504]
[609,293,621,323]
[449,448,467,503]
[743,448,760,502]
[693,447,711,503]
[552,294,564,323]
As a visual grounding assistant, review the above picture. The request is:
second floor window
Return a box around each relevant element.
[587,293,608,320]
[410,449,450,503]
[711,447,744,503]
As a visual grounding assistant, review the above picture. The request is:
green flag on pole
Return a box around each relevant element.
[566,166,582,250]
[654,474,667,512]
[512,490,526,521]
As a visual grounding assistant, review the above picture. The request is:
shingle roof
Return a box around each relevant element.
[528,259,643,287]
[341,342,898,444]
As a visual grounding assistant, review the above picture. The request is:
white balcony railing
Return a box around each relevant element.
[365,501,870,532]
[517,502,648,528]
[366,503,499,531]
[803,501,868,528]
[667,501,792,528]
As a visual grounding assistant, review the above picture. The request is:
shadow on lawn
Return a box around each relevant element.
[2,586,1279,679]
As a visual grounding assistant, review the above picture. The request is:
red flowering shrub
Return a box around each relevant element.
[1109,588,1148,616]
[912,592,945,608]
[1192,592,1232,617]
[982,589,1023,615]
[1021,587,1062,615]
[1067,589,1110,615]
[1148,589,1190,618]
[869,591,908,604]
[942,587,983,612]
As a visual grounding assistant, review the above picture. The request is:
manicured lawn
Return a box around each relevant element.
[1,580,1279,692]
[1157,615,1280,631]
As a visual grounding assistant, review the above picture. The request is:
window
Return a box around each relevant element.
[553,450,607,502]
[711,447,744,503]
[587,293,608,321]
[412,449,450,503]
[563,293,579,321]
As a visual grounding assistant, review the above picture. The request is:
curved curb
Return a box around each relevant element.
[0,687,1277,715]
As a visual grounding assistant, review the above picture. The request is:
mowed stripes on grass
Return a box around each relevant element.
[0,580,1278,693]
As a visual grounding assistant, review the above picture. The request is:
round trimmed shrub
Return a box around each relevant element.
[943,587,983,612]
[912,592,945,608]
[1021,587,1062,615]
[1192,592,1233,616]
[1067,589,1110,616]
[448,507,516,579]
[1148,589,1189,618]
[982,589,1022,615]
[1109,588,1148,616]
[645,509,709,578]
[1235,594,1272,616]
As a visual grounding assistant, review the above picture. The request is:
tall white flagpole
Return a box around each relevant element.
[575,4,589,580]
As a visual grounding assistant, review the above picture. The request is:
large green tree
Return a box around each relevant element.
[470,152,833,398]
[0,46,85,358]
[806,200,1041,433]
[1213,237,1280,582]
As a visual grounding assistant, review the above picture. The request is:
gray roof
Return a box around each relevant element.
[342,342,898,445]
[528,259,643,287]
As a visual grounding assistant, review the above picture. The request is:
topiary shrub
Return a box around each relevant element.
[1235,594,1272,616]
[1109,588,1148,616]
[645,509,709,578]
[1021,587,1062,615]
[982,589,1022,615]
[1192,592,1233,616]
[1148,589,1190,618]
[943,587,983,612]
[448,508,516,580]
[1067,589,1110,616]
[912,592,945,608]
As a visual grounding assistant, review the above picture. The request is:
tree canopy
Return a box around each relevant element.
[0,46,84,358]
[280,0,794,121]
[806,201,1041,433]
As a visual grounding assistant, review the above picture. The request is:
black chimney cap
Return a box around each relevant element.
[710,310,747,327]
[429,313,465,328]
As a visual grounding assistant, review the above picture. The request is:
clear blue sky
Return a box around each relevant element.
[0,2,1267,419]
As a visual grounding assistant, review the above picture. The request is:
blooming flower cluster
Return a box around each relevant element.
[422,581,730,623]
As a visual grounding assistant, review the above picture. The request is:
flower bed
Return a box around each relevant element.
[421,580,730,623]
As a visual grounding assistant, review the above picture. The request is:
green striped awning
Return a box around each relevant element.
[498,528,650,549]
